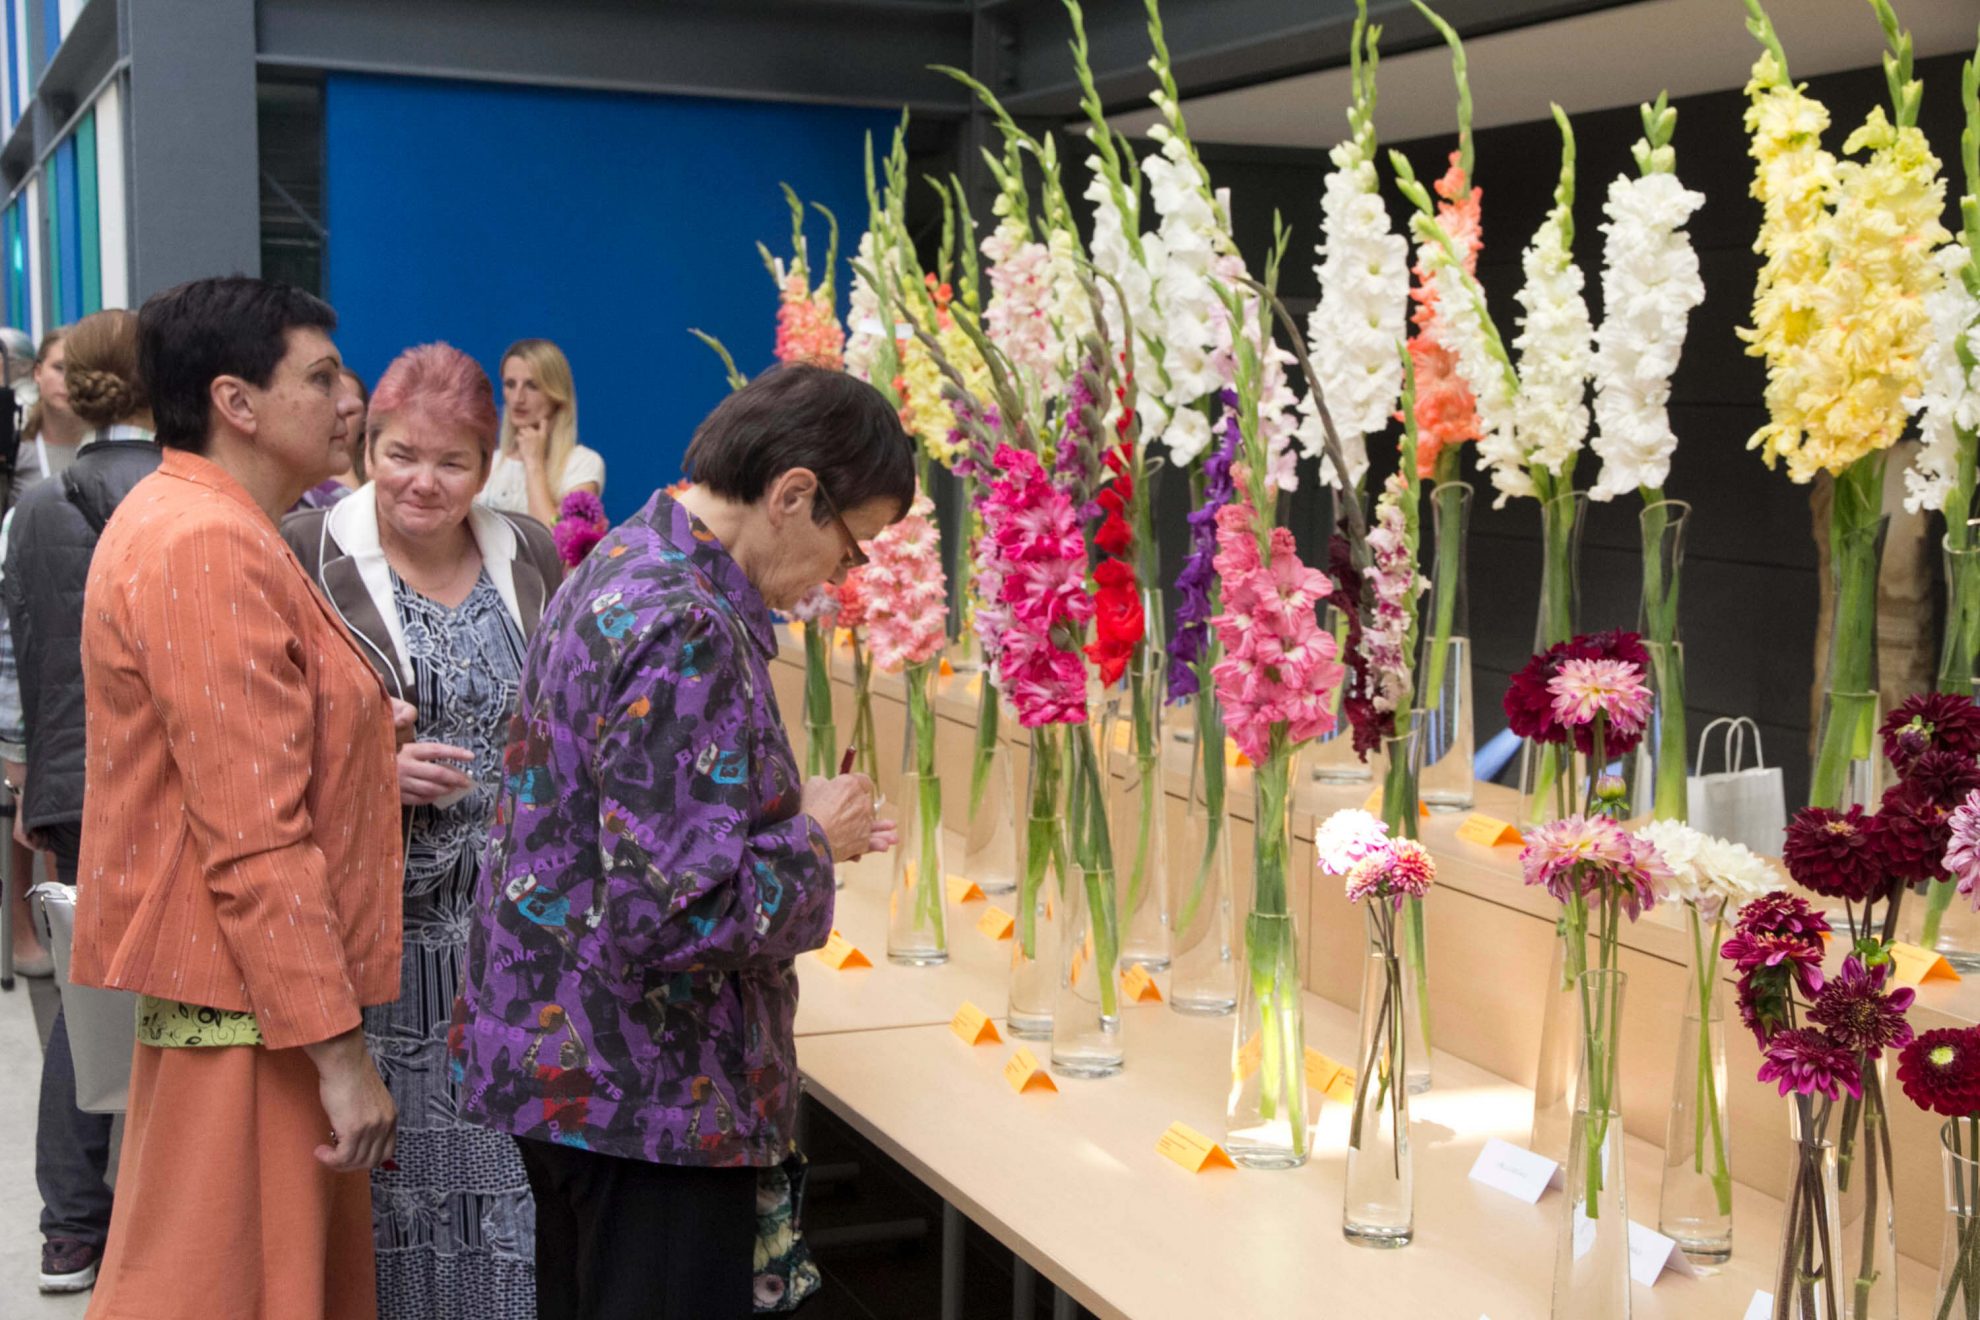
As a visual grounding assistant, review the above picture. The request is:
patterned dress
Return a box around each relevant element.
[367,570,535,1320]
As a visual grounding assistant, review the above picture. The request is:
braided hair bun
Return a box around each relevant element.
[66,365,140,428]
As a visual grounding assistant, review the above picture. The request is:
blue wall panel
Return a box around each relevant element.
[53,133,79,323]
[324,74,893,521]
[5,0,19,127]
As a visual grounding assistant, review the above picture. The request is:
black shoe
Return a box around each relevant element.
[39,1237,101,1293]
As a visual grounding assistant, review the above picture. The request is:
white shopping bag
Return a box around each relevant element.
[36,883,134,1114]
[1686,717,1787,858]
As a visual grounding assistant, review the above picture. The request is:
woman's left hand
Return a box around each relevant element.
[389,699,418,749]
[398,742,475,806]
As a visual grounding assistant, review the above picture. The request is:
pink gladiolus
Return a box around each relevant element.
[984,445,1092,727]
[860,493,947,672]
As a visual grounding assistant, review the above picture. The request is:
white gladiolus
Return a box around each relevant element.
[1427,238,1518,490]
[1296,137,1410,491]
[843,230,886,383]
[1494,209,1594,508]
[1904,242,1980,514]
[1589,171,1707,501]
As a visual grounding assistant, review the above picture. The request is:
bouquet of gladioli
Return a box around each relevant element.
[860,493,950,959]
[1741,1,1953,812]
[1589,96,1707,823]
[1724,893,1914,1320]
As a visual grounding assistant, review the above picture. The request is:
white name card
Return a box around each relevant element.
[1467,1138,1562,1204]
[1746,1292,1774,1320]
[1627,1221,1701,1287]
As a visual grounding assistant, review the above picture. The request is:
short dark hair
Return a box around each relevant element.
[138,276,339,452]
[683,365,915,524]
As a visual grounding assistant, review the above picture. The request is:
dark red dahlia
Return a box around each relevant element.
[1874,792,1957,884]
[1502,630,1652,758]
[1806,955,1915,1055]
[1895,748,1980,812]
[1735,891,1833,942]
[1897,1027,1980,1118]
[1783,806,1889,902]
[1880,692,1980,776]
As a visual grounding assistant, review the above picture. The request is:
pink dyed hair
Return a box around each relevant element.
[367,342,499,455]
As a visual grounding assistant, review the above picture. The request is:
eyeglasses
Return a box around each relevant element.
[815,483,869,570]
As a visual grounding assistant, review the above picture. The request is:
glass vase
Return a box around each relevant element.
[1416,480,1475,813]
[802,620,837,781]
[886,662,946,967]
[1009,724,1066,1040]
[1531,932,1579,1164]
[1519,490,1588,828]
[1551,968,1629,1320]
[1809,460,1886,813]
[1833,1054,1900,1320]
[1934,1118,1980,1320]
[1169,692,1235,1016]
[1658,900,1734,1264]
[1227,912,1311,1169]
[1941,520,1980,695]
[1108,645,1170,972]
[1377,717,1432,1096]
[1344,934,1413,1247]
[1227,748,1309,1168]
[846,633,880,787]
[1310,603,1373,785]
[963,688,1019,896]
[1632,499,1690,822]
[1775,1104,1847,1320]
[1051,720,1122,1079]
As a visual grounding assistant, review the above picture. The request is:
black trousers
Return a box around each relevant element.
[518,1135,757,1320]
[35,823,115,1247]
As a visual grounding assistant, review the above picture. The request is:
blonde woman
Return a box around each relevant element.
[478,338,603,525]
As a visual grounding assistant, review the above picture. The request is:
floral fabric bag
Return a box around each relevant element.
[754,1149,821,1312]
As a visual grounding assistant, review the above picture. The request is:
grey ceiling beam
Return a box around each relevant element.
[255,0,979,114]
[984,0,1655,119]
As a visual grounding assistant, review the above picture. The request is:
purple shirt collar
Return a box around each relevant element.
[638,490,778,660]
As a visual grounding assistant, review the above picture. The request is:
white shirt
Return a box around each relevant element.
[475,443,606,516]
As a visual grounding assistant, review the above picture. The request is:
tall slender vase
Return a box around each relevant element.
[1169,691,1236,1016]
[1809,457,1886,812]
[1343,933,1413,1247]
[1227,747,1309,1168]
[1659,900,1733,1264]
[886,663,947,966]
[802,620,837,780]
[1551,968,1630,1320]
[1532,933,1579,1164]
[1110,639,1170,971]
[1417,481,1475,813]
[1311,603,1373,784]
[1775,1104,1847,1320]
[963,688,1019,896]
[1009,724,1066,1040]
[847,633,880,786]
[1831,1055,1900,1320]
[1917,522,1980,963]
[1519,491,1588,827]
[1633,499,1690,822]
[1377,717,1432,1095]
[1934,1118,1980,1320]
[1051,720,1122,1078]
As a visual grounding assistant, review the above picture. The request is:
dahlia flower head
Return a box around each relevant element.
[1898,1026,1980,1118]
[1518,814,1669,921]
[1634,818,1780,917]
[1314,808,1389,875]
[1504,631,1653,758]
[1344,838,1437,910]
[1207,499,1345,762]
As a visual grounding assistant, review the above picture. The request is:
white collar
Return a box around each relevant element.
[324,484,527,685]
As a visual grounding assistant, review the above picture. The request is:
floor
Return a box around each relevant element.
[0,971,1087,1320]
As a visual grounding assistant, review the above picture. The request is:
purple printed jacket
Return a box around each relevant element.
[452,491,836,1166]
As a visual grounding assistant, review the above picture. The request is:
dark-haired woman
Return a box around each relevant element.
[453,364,912,1318]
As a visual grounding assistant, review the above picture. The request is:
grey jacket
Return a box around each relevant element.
[281,486,564,700]
[0,431,163,829]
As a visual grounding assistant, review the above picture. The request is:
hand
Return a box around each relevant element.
[303,1028,397,1172]
[398,743,476,806]
[1,759,22,794]
[800,773,879,862]
[515,420,549,468]
[389,699,417,750]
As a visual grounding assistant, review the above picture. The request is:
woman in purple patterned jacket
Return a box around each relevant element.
[451,365,911,1318]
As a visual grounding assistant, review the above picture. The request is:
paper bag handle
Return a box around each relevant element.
[1695,716,1768,774]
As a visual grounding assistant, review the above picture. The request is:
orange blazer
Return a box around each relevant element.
[71,449,404,1050]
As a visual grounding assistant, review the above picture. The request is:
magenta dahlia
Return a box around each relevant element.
[1757,1028,1863,1102]
[1805,955,1914,1055]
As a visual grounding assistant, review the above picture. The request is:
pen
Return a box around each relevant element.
[839,743,858,776]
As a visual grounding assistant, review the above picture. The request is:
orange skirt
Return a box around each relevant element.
[86,1043,377,1320]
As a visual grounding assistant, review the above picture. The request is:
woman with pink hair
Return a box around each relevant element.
[283,342,560,1319]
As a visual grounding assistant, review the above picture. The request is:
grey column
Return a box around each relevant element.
[123,0,259,298]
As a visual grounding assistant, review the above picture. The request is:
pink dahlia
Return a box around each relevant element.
[1757,1028,1863,1102]
[1344,838,1437,908]
[1519,815,1667,920]
[1947,789,1980,907]
[1546,657,1652,740]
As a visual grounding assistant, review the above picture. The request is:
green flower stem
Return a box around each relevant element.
[1173,679,1227,934]
[1810,454,1884,810]
[1248,743,1303,1153]
[1688,904,1734,1217]
[1122,650,1162,923]
[906,663,946,946]
[1069,722,1119,1019]
[1421,463,1465,709]
[849,637,879,785]
[802,622,837,779]
[1639,492,1688,822]
[968,676,1002,819]
[1019,726,1064,960]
